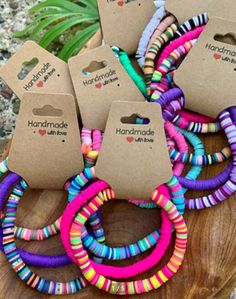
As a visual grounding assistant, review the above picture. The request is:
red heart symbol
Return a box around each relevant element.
[127,137,134,143]
[95,83,102,89]
[118,1,124,7]
[37,81,44,88]
[213,53,221,60]
[39,129,47,136]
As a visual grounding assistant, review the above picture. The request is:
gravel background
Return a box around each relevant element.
[0,0,235,298]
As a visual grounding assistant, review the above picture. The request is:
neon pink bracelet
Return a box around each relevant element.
[66,183,187,295]
[61,184,173,279]
[157,25,205,68]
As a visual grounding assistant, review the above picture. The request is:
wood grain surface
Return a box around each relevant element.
[0,131,235,299]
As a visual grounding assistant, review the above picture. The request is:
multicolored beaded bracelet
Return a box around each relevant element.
[130,123,205,208]
[186,109,236,210]
[12,168,96,241]
[157,25,205,69]
[61,181,187,295]
[151,38,197,98]
[136,2,166,68]
[144,23,178,95]
[1,180,112,294]
[76,176,184,261]
[174,13,208,38]
[146,15,176,54]
[159,88,221,133]
[0,173,72,267]
[61,183,175,280]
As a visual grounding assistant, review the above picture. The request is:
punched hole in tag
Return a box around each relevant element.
[17,58,39,80]
[120,114,150,125]
[82,60,108,75]
[33,105,63,117]
[214,33,236,47]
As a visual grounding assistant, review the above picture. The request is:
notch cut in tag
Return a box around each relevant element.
[120,113,150,124]
[82,60,108,74]
[166,0,236,24]
[8,92,84,190]
[214,33,236,47]
[17,58,39,80]
[174,18,236,118]
[96,101,172,200]
[97,0,156,55]
[69,45,145,131]
[0,41,74,100]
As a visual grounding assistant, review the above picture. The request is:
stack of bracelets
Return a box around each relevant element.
[0,2,235,296]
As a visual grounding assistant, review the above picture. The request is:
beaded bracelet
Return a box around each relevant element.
[1,181,111,294]
[174,13,208,38]
[131,123,205,209]
[169,147,231,166]
[112,46,147,97]
[141,106,235,210]
[12,168,96,241]
[144,23,178,95]
[144,13,208,95]
[61,183,175,280]
[157,25,205,69]
[0,172,72,267]
[146,15,176,54]
[186,109,236,209]
[77,176,184,261]
[136,2,166,68]
[151,38,197,97]
[61,181,187,295]
[159,88,221,133]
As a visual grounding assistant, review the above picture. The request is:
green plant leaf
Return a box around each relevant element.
[29,13,78,40]
[13,9,66,38]
[39,15,98,48]
[58,22,99,61]
[30,0,98,17]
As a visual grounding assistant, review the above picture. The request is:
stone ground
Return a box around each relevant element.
[0,0,41,149]
[0,1,235,298]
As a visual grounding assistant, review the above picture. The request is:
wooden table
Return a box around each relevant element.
[0,130,235,299]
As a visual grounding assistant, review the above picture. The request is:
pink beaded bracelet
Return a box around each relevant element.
[60,182,187,295]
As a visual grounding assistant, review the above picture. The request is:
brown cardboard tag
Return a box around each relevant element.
[8,93,84,190]
[96,101,172,200]
[0,41,74,100]
[175,18,236,117]
[166,0,236,24]
[68,45,145,130]
[97,0,155,55]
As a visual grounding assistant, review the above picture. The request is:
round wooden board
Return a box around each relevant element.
[0,132,235,299]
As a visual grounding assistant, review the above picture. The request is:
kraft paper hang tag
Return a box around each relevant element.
[174,18,236,118]
[69,45,145,130]
[97,0,155,55]
[96,101,172,200]
[0,41,74,100]
[166,0,236,24]
[8,93,84,190]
